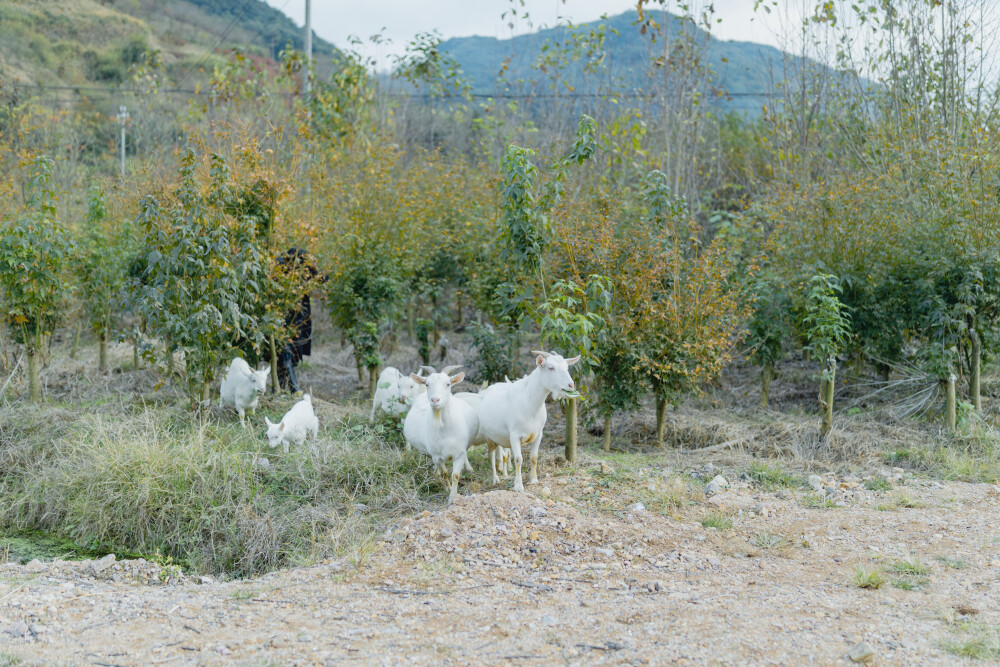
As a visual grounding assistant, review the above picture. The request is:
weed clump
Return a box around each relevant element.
[0,404,437,576]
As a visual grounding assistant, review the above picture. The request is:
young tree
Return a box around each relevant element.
[0,155,70,402]
[135,150,272,406]
[77,187,128,371]
[538,274,611,462]
[746,275,793,408]
[801,274,851,439]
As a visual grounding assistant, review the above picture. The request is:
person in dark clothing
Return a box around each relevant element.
[277,247,319,393]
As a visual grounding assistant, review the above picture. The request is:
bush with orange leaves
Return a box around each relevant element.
[553,171,751,448]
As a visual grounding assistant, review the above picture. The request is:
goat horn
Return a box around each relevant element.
[419,365,437,375]
[531,350,550,358]
[442,365,462,375]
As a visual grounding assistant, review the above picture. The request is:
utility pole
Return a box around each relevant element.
[303,0,312,97]
[116,105,129,180]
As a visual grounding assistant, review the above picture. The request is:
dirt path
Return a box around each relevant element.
[3,469,999,666]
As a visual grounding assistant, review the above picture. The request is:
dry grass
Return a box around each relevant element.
[0,401,438,576]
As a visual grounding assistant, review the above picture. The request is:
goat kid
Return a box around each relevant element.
[265,393,319,453]
[369,366,426,421]
[219,357,270,426]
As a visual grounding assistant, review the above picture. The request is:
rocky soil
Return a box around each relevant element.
[3,461,999,666]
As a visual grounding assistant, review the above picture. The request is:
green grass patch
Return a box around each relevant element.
[935,555,967,570]
[0,403,438,577]
[864,476,893,492]
[752,531,784,549]
[852,565,886,589]
[941,624,1000,660]
[700,512,733,530]
[801,494,837,509]
[891,556,929,576]
[745,461,798,490]
[882,424,1000,483]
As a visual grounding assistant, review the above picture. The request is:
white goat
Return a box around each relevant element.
[477,350,579,490]
[403,366,479,503]
[369,366,426,421]
[264,393,319,453]
[219,357,270,425]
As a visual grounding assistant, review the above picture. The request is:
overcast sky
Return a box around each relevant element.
[263,0,803,71]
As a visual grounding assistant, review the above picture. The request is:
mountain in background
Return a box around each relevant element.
[440,10,837,114]
[0,0,334,90]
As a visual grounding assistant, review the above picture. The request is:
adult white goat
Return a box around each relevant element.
[369,366,426,421]
[219,357,270,426]
[478,350,579,490]
[403,365,479,503]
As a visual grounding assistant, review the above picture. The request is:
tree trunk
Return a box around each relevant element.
[356,356,364,383]
[407,302,415,341]
[70,320,82,360]
[165,336,174,374]
[269,335,279,395]
[455,290,464,328]
[133,341,140,370]
[98,332,108,372]
[655,394,668,447]
[564,397,578,463]
[970,329,981,411]
[27,335,41,403]
[40,334,51,368]
[368,365,380,399]
[819,357,835,440]
[602,413,612,452]
[760,363,773,409]
[945,373,957,430]
[201,380,211,404]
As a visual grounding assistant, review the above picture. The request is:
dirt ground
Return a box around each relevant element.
[3,327,1000,665]
[2,461,999,665]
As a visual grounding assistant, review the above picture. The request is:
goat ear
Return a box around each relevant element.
[535,354,545,367]
[261,365,270,375]
[566,355,581,366]
[410,373,426,385]
[279,422,285,431]
[450,372,465,385]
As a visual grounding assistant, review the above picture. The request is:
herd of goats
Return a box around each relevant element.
[218,351,581,502]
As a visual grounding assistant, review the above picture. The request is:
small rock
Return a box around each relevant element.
[600,462,615,475]
[541,614,557,626]
[755,503,770,519]
[628,502,645,513]
[700,463,715,475]
[298,634,313,643]
[199,575,215,585]
[528,531,540,541]
[353,503,369,513]
[595,547,614,557]
[807,475,824,492]
[710,474,730,489]
[529,506,547,519]
[646,581,661,592]
[28,623,47,635]
[2,621,28,638]
[90,553,116,574]
[438,526,454,539]
[215,644,232,656]
[23,559,46,573]
[539,486,552,498]
[848,642,875,663]
[253,456,270,469]
[705,480,724,496]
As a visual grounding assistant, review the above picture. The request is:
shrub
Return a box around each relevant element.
[0,155,70,401]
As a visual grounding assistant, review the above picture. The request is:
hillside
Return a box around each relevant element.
[440,10,839,114]
[0,0,335,90]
